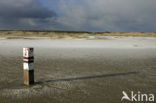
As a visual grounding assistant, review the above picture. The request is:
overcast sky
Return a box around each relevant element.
[0,0,156,32]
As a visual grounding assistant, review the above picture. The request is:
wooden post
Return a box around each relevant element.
[23,47,34,86]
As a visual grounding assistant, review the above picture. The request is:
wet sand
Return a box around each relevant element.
[0,37,156,103]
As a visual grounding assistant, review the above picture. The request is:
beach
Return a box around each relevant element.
[0,36,156,103]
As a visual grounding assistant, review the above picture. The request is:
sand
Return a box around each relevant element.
[0,36,156,103]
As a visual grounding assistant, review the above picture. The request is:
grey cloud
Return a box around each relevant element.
[0,0,56,19]
[55,0,156,32]
[0,0,156,32]
[0,0,57,30]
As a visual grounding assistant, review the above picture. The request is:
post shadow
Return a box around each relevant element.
[36,71,138,84]
[0,71,138,89]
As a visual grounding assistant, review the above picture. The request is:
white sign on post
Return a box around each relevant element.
[23,48,34,57]
[23,63,34,70]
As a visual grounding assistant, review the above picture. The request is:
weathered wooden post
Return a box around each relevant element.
[23,47,34,86]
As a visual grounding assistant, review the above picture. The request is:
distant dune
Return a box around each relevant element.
[0,30,156,39]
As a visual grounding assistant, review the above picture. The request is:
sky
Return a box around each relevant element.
[0,0,156,32]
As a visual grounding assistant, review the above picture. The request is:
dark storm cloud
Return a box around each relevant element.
[0,0,57,30]
[0,0,56,18]
[0,0,156,32]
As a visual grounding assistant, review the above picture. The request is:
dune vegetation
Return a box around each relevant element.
[0,30,156,39]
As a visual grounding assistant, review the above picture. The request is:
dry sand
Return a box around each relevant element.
[0,36,156,103]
